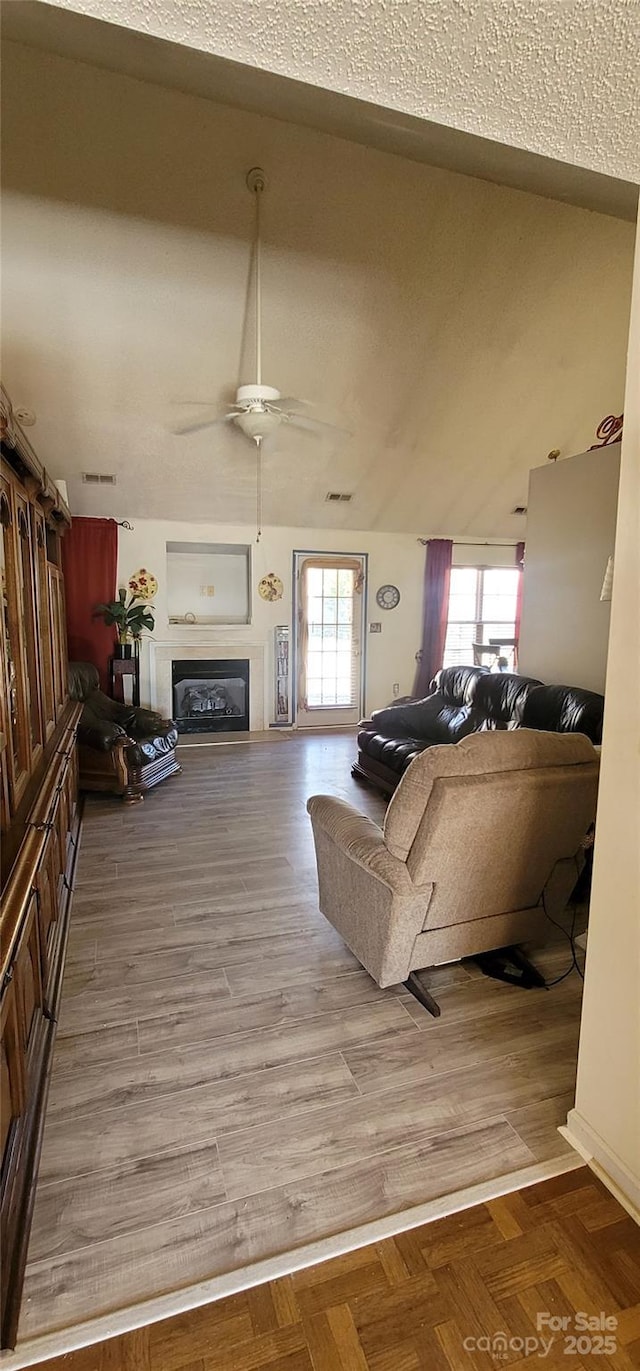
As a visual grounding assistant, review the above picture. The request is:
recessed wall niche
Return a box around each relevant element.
[166,542,251,625]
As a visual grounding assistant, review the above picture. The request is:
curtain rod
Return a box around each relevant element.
[116,520,134,530]
[417,538,519,548]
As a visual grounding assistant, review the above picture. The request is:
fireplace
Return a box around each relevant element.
[172,659,250,734]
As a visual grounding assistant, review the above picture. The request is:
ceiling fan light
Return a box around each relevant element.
[234,408,282,442]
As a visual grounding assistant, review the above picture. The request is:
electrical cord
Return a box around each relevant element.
[539,856,586,987]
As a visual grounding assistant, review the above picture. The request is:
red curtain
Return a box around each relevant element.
[413,538,453,698]
[62,517,118,691]
[514,540,526,665]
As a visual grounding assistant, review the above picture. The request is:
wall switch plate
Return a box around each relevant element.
[393,682,400,696]
[369,622,382,633]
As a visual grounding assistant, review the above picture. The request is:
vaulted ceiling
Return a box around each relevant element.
[1,28,635,534]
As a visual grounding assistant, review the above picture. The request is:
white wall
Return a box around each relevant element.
[117,519,520,721]
[518,446,621,693]
[118,521,426,720]
[566,224,640,1213]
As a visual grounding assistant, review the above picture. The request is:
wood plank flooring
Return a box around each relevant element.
[19,733,586,1344]
[40,1168,640,1370]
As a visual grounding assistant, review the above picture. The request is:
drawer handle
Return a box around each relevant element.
[29,820,54,832]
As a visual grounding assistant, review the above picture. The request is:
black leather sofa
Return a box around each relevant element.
[354,666,604,795]
[69,661,181,803]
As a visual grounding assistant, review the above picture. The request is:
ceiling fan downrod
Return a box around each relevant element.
[246,167,266,389]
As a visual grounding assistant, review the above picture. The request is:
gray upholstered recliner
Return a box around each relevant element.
[307,730,599,1016]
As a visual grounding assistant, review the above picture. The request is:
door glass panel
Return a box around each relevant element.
[304,565,356,708]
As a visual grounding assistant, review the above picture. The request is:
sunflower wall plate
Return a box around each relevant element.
[376,584,400,610]
[258,572,284,603]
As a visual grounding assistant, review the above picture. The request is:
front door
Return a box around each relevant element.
[294,552,366,728]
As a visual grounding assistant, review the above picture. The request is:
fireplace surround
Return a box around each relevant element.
[172,658,250,734]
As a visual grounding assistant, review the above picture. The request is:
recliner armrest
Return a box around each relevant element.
[128,707,168,736]
[78,718,128,752]
[307,795,413,892]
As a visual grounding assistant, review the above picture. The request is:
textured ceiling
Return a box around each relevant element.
[5,3,637,222]
[41,0,640,182]
[2,41,634,534]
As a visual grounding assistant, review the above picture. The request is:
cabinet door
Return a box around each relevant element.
[67,737,79,829]
[55,574,69,711]
[33,510,56,742]
[48,566,67,718]
[35,820,61,1001]
[14,494,43,767]
[0,974,26,1178]
[55,775,70,894]
[14,895,44,1060]
[0,479,30,810]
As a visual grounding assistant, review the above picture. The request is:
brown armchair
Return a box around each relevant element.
[69,662,181,804]
[308,730,599,1016]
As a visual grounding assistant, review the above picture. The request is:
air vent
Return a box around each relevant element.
[325,491,352,503]
[512,505,527,516]
[82,472,117,485]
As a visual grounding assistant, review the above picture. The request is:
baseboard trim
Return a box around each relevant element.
[2,1152,583,1370]
[561,1109,640,1221]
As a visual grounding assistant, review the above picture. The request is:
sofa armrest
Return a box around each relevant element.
[370,696,436,740]
[307,795,413,892]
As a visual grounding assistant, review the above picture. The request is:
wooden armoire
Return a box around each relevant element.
[0,385,81,1348]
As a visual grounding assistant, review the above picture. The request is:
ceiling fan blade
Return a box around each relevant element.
[275,396,312,410]
[171,413,228,435]
[287,414,352,438]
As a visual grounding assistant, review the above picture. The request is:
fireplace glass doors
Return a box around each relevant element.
[171,659,250,734]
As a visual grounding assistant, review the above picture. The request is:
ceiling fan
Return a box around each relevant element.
[172,168,349,538]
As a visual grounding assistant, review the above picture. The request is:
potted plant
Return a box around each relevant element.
[95,588,156,658]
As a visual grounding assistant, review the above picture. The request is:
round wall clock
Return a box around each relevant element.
[258,572,284,603]
[376,584,400,610]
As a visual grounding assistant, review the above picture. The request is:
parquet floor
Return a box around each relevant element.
[40,1168,640,1369]
[19,733,586,1346]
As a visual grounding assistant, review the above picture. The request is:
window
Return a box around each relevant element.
[443,566,520,669]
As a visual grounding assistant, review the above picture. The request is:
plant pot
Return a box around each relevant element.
[114,642,132,659]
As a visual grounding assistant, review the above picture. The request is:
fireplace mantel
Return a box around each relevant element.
[149,640,266,732]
